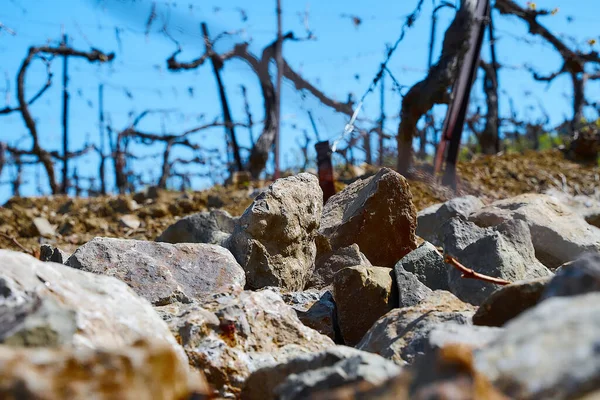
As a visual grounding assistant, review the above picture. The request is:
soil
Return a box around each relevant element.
[1,149,598,256]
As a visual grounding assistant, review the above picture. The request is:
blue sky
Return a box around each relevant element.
[0,0,599,202]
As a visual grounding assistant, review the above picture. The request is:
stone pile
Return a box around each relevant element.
[1,170,599,399]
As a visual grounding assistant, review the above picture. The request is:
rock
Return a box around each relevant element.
[39,244,69,264]
[308,244,372,289]
[119,214,141,230]
[357,291,475,365]
[394,266,432,308]
[540,252,600,300]
[275,288,338,341]
[474,292,600,399]
[333,266,398,346]
[66,237,245,306]
[443,218,552,305]
[473,277,551,327]
[226,173,323,291]
[545,188,600,228]
[156,288,334,397]
[320,168,418,267]
[311,344,507,400]
[241,346,402,400]
[427,322,503,351]
[156,209,237,246]
[469,193,600,269]
[0,339,209,400]
[395,242,449,291]
[416,195,484,246]
[0,250,185,362]
[32,217,55,238]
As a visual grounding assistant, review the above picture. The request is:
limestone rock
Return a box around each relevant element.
[66,237,245,305]
[475,292,600,399]
[226,173,323,291]
[333,266,397,346]
[357,291,475,364]
[308,244,372,289]
[0,250,185,363]
[545,188,600,228]
[156,209,237,246]
[242,346,402,400]
[119,214,141,230]
[396,241,449,291]
[470,193,600,269]
[417,195,484,246]
[473,277,551,327]
[0,339,209,400]
[443,218,552,305]
[156,288,334,397]
[320,168,417,267]
[32,217,55,238]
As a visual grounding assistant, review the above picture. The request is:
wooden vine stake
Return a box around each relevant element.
[315,141,336,204]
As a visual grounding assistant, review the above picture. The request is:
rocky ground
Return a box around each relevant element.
[0,150,600,399]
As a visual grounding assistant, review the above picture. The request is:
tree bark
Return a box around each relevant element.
[397,0,477,175]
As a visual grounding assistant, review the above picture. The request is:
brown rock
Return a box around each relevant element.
[0,339,210,400]
[227,173,323,291]
[320,168,417,267]
[473,277,551,327]
[333,266,398,346]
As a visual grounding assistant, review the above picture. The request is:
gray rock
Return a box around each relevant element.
[308,244,372,289]
[357,290,475,365]
[545,188,600,228]
[156,288,334,397]
[66,237,245,306]
[443,218,552,305]
[39,244,69,264]
[156,209,237,246]
[242,346,402,400]
[264,287,338,340]
[441,216,489,257]
[333,266,397,346]
[427,322,503,351]
[394,266,432,308]
[395,242,449,291]
[470,193,600,269]
[473,277,551,327]
[475,292,600,399]
[541,252,600,300]
[0,250,186,364]
[320,168,417,267]
[226,173,323,291]
[32,217,55,238]
[417,195,484,246]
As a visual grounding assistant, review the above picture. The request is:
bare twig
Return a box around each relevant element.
[0,232,34,255]
[444,254,511,285]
